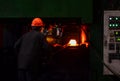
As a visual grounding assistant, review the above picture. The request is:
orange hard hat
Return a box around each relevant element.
[31,18,44,27]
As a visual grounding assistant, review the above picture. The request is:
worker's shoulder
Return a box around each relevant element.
[32,30,44,38]
[23,31,44,39]
[25,30,40,35]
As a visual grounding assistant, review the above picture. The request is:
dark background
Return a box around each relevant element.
[0,0,92,23]
[0,0,120,81]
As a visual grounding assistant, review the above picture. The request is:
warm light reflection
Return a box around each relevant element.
[80,28,89,47]
[46,36,55,44]
[68,39,78,46]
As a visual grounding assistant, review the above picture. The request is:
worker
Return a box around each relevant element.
[14,18,52,81]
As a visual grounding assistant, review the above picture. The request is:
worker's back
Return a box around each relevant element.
[14,30,50,71]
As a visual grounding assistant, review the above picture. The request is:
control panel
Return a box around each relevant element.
[104,11,120,75]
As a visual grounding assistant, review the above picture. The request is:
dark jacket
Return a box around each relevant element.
[14,30,51,70]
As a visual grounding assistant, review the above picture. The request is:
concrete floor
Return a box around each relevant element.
[1,46,90,81]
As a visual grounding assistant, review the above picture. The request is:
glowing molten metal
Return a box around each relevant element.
[68,39,78,46]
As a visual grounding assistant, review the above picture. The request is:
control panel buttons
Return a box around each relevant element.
[115,37,120,42]
[114,31,120,36]
[109,43,115,50]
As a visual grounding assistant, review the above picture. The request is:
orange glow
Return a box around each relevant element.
[68,39,78,46]
[46,36,55,44]
[80,28,89,47]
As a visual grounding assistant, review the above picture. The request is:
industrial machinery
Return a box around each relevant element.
[45,19,89,48]
[104,11,120,75]
[44,18,90,81]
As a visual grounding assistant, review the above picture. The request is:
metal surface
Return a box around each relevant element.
[104,11,120,75]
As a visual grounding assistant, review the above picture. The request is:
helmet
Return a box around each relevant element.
[31,18,44,27]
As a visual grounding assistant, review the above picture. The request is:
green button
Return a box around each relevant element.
[109,24,112,27]
[116,17,118,20]
[113,24,115,27]
[117,38,120,41]
[116,31,118,35]
[116,24,118,26]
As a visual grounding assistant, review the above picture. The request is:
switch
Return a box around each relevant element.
[114,31,120,36]
[109,43,115,50]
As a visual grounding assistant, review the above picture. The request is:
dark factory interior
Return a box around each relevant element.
[0,17,90,81]
[0,0,120,81]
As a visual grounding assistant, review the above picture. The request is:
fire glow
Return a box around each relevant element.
[80,28,89,47]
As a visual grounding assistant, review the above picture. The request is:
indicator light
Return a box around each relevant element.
[109,17,112,20]
[116,17,118,20]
